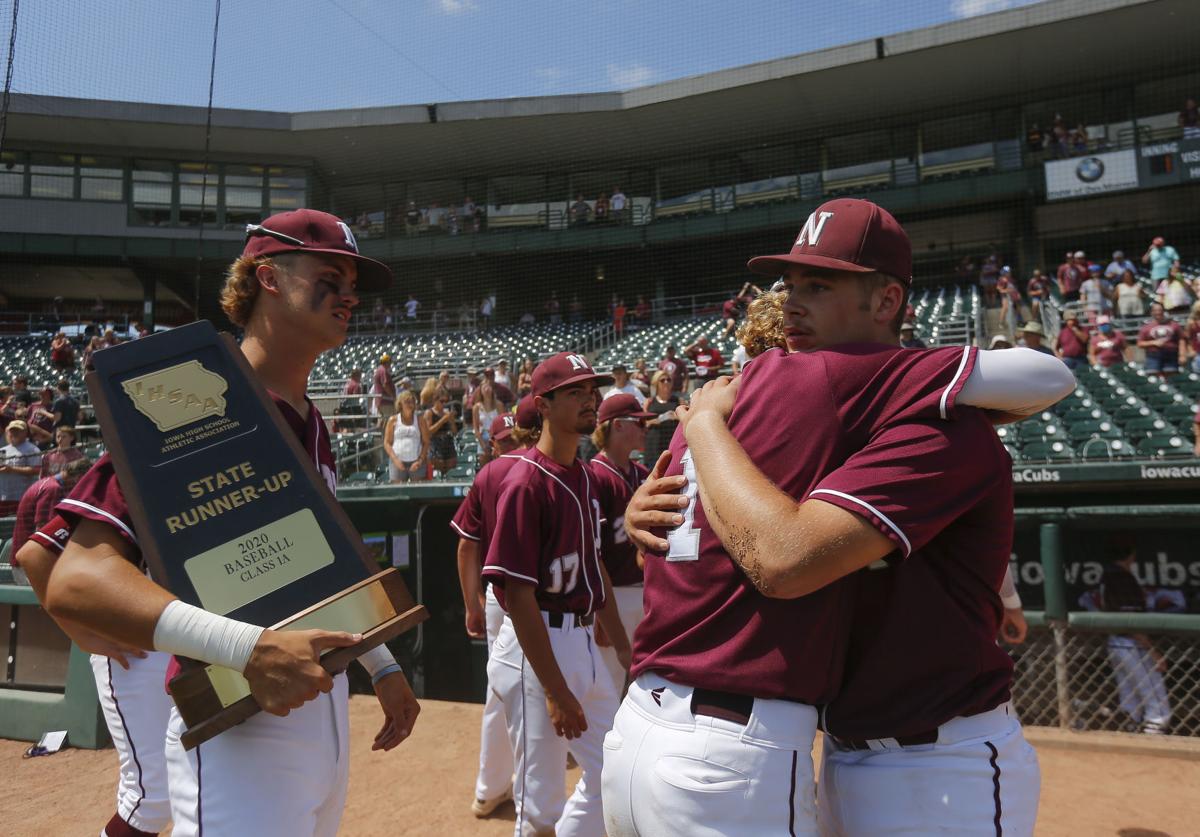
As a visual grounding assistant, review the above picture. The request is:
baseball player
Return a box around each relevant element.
[19,515,173,837]
[450,395,541,817]
[619,200,1069,836]
[482,351,630,837]
[42,209,419,837]
[586,393,653,694]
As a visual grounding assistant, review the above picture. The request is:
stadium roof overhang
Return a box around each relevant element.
[7,0,1194,182]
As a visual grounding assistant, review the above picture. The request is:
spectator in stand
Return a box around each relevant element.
[27,387,56,446]
[613,298,627,338]
[40,426,85,477]
[657,344,687,395]
[898,322,926,349]
[545,291,562,324]
[472,381,502,467]
[629,294,650,328]
[339,368,364,426]
[1184,302,1200,373]
[568,295,584,323]
[1179,97,1200,140]
[1058,250,1087,303]
[101,328,121,348]
[384,391,428,483]
[989,334,1013,350]
[1056,311,1090,371]
[1115,269,1148,318]
[570,194,591,227]
[516,357,535,398]
[1089,316,1128,367]
[51,379,78,429]
[0,420,42,516]
[1105,250,1138,281]
[594,193,610,223]
[424,387,458,477]
[405,202,422,235]
[10,375,31,408]
[1025,122,1044,153]
[82,335,103,370]
[1050,115,1069,158]
[683,335,724,388]
[418,376,439,409]
[631,357,651,391]
[457,300,474,330]
[462,196,479,233]
[1156,265,1195,315]
[447,205,461,236]
[481,367,515,408]
[1069,123,1089,155]
[1026,268,1050,321]
[1080,264,1114,322]
[1137,302,1186,378]
[641,370,679,466]
[494,359,512,390]
[11,458,89,560]
[605,364,642,400]
[49,332,75,371]
[1143,236,1180,285]
[996,266,1026,335]
[405,294,420,323]
[721,281,759,337]
[372,354,396,428]
[460,366,481,408]
[1018,322,1055,356]
[978,254,1000,308]
[480,293,496,330]
[610,187,627,223]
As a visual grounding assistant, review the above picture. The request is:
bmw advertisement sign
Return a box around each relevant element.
[1045,149,1139,200]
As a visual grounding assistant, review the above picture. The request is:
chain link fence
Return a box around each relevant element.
[1011,624,1200,738]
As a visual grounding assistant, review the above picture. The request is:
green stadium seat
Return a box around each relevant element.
[1063,407,1104,423]
[1067,420,1120,444]
[1020,440,1073,463]
[1079,437,1133,460]
[1113,404,1154,423]
[1162,403,1198,426]
[1122,416,1171,436]
[1135,434,1192,458]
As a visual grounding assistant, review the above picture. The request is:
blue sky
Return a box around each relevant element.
[1,0,1044,111]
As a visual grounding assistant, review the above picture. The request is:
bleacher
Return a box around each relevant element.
[0,336,86,390]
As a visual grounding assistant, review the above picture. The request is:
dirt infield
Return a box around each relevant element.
[3,696,1198,836]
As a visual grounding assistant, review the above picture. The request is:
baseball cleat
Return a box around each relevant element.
[471,785,513,818]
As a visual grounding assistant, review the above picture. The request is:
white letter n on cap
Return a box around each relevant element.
[795,211,834,248]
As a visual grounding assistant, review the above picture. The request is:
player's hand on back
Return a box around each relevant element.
[372,670,421,751]
[244,628,361,716]
[624,450,688,554]
[677,374,739,431]
[546,686,587,739]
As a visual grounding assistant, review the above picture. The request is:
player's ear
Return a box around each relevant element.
[875,279,905,325]
[255,261,283,295]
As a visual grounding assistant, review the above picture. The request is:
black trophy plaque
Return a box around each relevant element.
[86,320,427,749]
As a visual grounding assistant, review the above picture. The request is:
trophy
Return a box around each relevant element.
[87,321,427,749]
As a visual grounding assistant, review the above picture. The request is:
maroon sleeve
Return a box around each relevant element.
[481,477,543,589]
[28,514,72,556]
[808,414,1005,560]
[450,480,484,541]
[54,454,139,546]
[1137,323,1152,342]
[11,484,39,554]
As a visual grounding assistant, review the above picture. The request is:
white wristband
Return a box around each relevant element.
[357,643,398,678]
[152,600,265,673]
[1001,592,1023,610]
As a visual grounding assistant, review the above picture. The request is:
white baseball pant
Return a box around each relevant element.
[818,702,1041,836]
[164,673,350,837]
[602,672,819,837]
[487,612,618,837]
[596,584,644,696]
[1106,637,1171,730]
[476,584,515,801]
[90,650,173,834]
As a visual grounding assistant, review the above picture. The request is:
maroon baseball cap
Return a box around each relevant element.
[597,393,655,424]
[242,208,394,292]
[514,395,541,430]
[532,352,613,397]
[747,199,912,284]
[490,412,517,441]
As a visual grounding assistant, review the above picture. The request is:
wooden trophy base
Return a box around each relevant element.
[169,568,427,750]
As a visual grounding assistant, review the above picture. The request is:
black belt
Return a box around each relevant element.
[547,612,593,628]
[691,688,755,726]
[828,728,939,751]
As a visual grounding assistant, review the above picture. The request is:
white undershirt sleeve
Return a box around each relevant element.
[958,347,1076,418]
[999,564,1022,610]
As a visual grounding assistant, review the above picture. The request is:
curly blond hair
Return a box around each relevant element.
[736,290,787,358]
[220,253,298,327]
[510,425,541,448]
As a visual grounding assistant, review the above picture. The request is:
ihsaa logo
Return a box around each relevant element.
[1075,157,1105,183]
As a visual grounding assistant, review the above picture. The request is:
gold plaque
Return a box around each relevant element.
[122,360,228,432]
[183,508,335,615]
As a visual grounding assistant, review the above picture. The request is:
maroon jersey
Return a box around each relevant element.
[450,449,528,566]
[29,513,71,555]
[1138,319,1185,356]
[817,415,1014,739]
[482,447,607,616]
[632,344,979,705]
[587,452,649,587]
[688,346,725,379]
[58,394,337,556]
[11,477,68,556]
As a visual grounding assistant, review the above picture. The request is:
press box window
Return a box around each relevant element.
[80,156,125,201]
[132,160,174,226]
[0,151,25,196]
[29,153,75,200]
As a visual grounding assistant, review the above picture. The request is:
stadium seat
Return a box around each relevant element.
[1020,440,1074,463]
[1123,416,1171,437]
[1079,437,1132,461]
[1135,434,1192,458]
[1162,403,1198,426]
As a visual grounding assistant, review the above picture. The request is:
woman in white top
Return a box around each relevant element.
[472,380,500,466]
[493,359,512,389]
[385,390,428,483]
[1115,269,1146,318]
[1156,266,1196,315]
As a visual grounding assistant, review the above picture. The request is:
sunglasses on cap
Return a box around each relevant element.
[244,223,304,247]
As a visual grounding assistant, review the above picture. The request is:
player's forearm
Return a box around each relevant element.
[456,539,483,610]
[959,347,1075,418]
[46,547,174,649]
[14,540,57,604]
[504,585,571,698]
